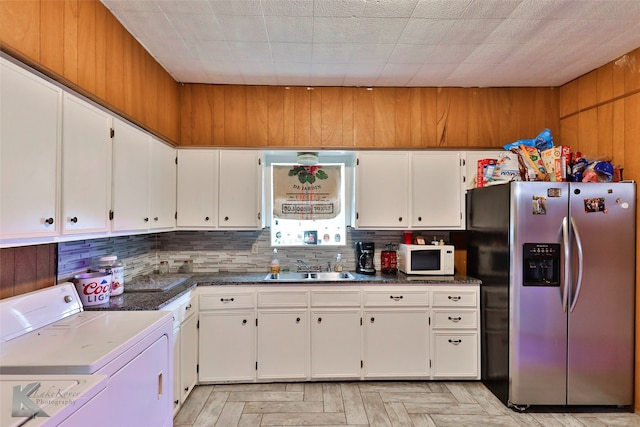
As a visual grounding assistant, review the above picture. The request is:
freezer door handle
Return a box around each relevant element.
[569,216,584,313]
[562,216,570,313]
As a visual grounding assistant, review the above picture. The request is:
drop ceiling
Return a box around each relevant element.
[101,0,640,87]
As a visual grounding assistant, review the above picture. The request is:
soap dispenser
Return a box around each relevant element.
[334,254,344,272]
[270,248,280,274]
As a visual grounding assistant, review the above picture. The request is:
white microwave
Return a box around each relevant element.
[398,244,455,275]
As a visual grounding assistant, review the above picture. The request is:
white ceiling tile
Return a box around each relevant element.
[166,13,225,41]
[271,43,313,62]
[262,0,314,16]
[461,0,522,18]
[206,0,263,15]
[102,0,161,12]
[190,40,231,61]
[376,63,422,86]
[218,15,269,41]
[350,44,396,63]
[445,19,503,44]
[399,18,456,44]
[313,17,362,43]
[463,44,514,65]
[157,1,213,14]
[389,44,439,63]
[363,0,418,18]
[312,43,355,63]
[265,16,314,42]
[225,41,273,61]
[313,0,366,17]
[356,17,409,44]
[412,0,472,19]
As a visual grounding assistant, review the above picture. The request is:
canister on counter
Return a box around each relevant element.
[381,243,398,275]
[91,255,125,296]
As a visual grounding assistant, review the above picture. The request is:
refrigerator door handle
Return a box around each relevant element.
[562,216,570,312]
[569,216,584,313]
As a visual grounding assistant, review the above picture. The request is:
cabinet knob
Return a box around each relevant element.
[154,217,159,221]
[185,304,192,311]
[398,217,403,222]
[448,339,462,345]
[224,216,229,221]
[144,217,149,222]
[205,216,210,221]
[70,216,78,223]
[184,386,189,391]
[418,216,422,222]
[242,319,247,325]
[174,399,180,405]
[296,317,301,323]
[45,217,54,225]
[317,317,322,323]
[370,317,375,323]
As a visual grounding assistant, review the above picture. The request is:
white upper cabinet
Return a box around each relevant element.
[150,140,176,230]
[61,93,112,235]
[218,150,263,229]
[176,149,219,228]
[111,118,151,232]
[0,58,61,239]
[355,152,409,229]
[411,151,464,229]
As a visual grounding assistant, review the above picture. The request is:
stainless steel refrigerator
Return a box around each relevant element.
[466,181,635,409]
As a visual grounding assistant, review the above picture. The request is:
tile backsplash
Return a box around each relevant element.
[57,229,450,282]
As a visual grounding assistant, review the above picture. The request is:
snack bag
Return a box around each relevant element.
[541,148,556,181]
[519,145,548,181]
[477,159,497,188]
[489,151,521,184]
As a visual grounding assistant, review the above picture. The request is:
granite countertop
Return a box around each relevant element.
[85,272,481,312]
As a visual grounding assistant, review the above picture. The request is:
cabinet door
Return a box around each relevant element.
[310,309,361,379]
[180,312,198,401]
[150,140,176,230]
[61,93,112,234]
[355,152,409,228]
[218,150,263,229]
[432,332,479,379]
[411,152,464,229]
[1,58,61,239]
[112,119,150,231]
[363,310,429,378]
[257,310,308,380]
[198,311,256,382]
[176,149,218,228]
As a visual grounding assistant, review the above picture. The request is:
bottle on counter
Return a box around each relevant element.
[91,255,125,296]
[270,248,280,274]
[334,254,344,272]
[159,261,169,274]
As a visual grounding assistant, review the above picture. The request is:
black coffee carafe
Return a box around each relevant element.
[355,242,376,275]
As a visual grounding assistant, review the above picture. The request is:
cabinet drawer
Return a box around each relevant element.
[432,290,477,307]
[200,292,255,310]
[258,290,308,308]
[310,289,361,307]
[363,290,428,307]
[432,309,478,329]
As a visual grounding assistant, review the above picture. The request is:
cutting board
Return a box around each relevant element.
[124,274,192,292]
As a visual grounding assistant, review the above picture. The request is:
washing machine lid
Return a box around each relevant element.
[0,374,107,427]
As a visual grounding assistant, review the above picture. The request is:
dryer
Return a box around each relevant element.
[0,283,173,426]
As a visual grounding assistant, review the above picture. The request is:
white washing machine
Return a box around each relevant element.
[0,283,173,427]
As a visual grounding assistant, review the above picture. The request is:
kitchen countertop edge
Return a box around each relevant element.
[85,272,481,311]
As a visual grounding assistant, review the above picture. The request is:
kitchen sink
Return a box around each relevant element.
[263,271,356,282]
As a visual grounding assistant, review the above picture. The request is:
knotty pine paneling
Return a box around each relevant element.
[0,0,181,144]
[180,86,559,149]
[0,244,57,300]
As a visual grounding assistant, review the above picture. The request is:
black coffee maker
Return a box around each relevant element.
[355,242,376,275]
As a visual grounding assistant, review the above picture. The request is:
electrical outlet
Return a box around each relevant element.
[251,243,259,254]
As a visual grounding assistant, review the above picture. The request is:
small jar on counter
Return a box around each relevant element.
[158,261,169,274]
[91,255,125,296]
[181,260,194,274]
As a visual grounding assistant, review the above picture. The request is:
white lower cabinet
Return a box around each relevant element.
[430,288,480,379]
[195,284,479,384]
[198,290,256,383]
[310,289,362,379]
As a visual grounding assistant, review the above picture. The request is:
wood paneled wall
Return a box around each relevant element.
[0,0,181,144]
[0,245,57,299]
[180,85,559,148]
[558,46,640,412]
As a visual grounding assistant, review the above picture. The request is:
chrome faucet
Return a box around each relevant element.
[296,259,312,272]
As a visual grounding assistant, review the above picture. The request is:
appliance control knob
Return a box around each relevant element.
[64,295,73,303]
